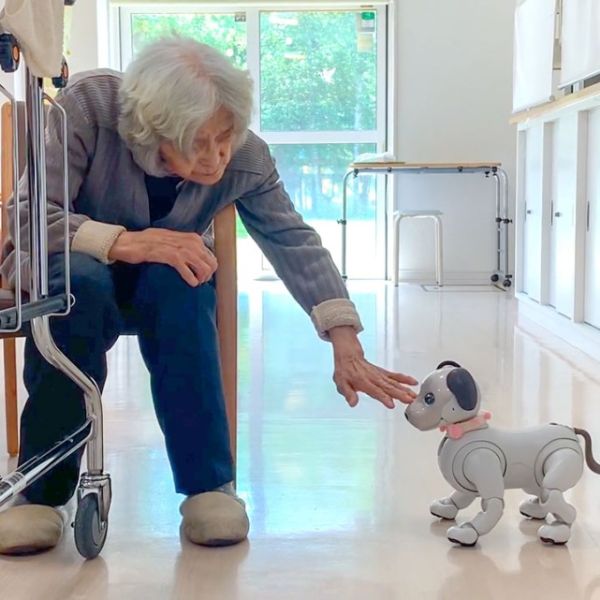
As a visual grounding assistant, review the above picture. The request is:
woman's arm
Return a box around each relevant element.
[235,145,361,338]
[236,142,417,406]
[6,89,125,279]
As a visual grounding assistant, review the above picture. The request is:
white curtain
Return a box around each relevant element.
[513,0,555,111]
[561,0,600,86]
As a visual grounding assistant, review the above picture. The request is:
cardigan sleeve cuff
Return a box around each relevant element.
[71,220,126,264]
[310,298,364,340]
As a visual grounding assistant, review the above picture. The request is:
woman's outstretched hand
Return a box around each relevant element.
[329,326,418,408]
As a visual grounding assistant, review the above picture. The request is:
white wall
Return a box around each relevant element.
[391,0,517,283]
[67,0,110,74]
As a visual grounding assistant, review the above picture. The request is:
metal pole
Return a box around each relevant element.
[492,169,502,275]
[24,68,105,475]
[339,169,354,280]
[25,71,45,301]
[498,168,511,282]
[44,93,73,312]
[0,421,93,507]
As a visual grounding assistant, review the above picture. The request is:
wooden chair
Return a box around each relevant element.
[0,102,238,460]
[1,102,25,458]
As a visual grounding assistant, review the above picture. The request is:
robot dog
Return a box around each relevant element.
[405,361,600,547]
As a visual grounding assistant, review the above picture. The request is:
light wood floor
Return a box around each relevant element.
[1,281,600,599]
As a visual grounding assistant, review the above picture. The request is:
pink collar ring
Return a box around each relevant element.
[439,411,492,440]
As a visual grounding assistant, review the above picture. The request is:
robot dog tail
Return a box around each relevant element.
[574,428,600,474]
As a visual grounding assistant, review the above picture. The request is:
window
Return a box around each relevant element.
[117,5,388,279]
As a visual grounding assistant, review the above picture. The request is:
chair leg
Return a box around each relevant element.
[434,216,444,287]
[3,338,18,457]
[214,205,238,468]
[393,213,402,287]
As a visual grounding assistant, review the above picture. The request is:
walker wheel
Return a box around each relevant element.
[73,493,108,559]
[0,34,20,73]
[52,58,69,89]
[503,279,512,288]
[490,274,500,283]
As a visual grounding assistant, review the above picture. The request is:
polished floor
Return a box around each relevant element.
[1,281,600,599]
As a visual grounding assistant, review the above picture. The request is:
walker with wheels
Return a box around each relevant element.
[0,3,111,560]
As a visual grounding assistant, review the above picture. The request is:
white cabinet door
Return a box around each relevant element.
[585,108,600,328]
[549,114,578,317]
[523,124,544,300]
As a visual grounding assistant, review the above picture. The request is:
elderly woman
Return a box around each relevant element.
[0,37,416,554]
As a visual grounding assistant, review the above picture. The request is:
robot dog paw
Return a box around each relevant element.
[519,497,548,520]
[430,498,459,520]
[538,522,571,545]
[447,524,479,547]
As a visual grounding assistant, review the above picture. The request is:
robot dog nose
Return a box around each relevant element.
[404,411,409,421]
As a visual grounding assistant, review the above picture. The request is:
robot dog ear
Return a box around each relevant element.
[446,368,478,411]
[437,360,461,370]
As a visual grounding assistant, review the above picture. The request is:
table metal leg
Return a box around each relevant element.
[340,165,510,287]
[339,169,355,280]
[493,171,502,276]
[491,168,512,288]
[498,168,512,287]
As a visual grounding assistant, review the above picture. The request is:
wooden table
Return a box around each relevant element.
[339,161,512,287]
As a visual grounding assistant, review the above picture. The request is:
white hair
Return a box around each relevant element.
[118,37,254,175]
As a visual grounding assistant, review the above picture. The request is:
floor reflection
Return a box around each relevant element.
[0,282,600,598]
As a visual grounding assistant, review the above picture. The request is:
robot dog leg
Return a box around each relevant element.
[446,448,505,547]
[430,490,477,521]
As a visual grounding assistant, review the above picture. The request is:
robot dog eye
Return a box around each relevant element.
[424,393,435,405]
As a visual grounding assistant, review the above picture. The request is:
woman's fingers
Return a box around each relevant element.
[355,377,395,408]
[379,371,417,400]
[163,232,218,277]
[336,382,359,407]
[380,368,419,386]
[173,259,201,287]
[147,231,216,284]
[340,364,415,408]
[180,248,214,283]
[379,377,417,404]
[365,364,417,401]
[334,354,419,409]
[198,248,218,274]
[152,245,200,287]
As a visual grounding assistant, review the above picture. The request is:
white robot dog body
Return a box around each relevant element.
[405,361,600,547]
[438,424,582,497]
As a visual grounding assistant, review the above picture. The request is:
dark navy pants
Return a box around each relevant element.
[19,252,234,506]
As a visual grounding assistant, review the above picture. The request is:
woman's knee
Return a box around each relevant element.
[136,263,216,309]
[49,252,115,305]
[42,253,122,354]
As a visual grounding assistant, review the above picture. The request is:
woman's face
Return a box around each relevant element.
[159,107,236,185]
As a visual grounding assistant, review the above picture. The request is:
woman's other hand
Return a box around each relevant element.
[108,229,217,287]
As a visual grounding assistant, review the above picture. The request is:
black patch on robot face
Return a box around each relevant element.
[447,368,478,411]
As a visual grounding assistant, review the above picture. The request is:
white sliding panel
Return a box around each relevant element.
[522,124,545,301]
[584,108,600,328]
[548,113,578,317]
